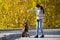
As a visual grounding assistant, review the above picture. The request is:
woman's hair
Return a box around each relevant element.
[36,4,43,10]
[40,6,44,13]
[36,4,40,8]
[36,4,44,13]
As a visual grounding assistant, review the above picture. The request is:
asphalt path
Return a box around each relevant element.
[0,29,60,40]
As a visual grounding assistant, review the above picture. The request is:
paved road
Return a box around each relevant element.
[0,29,60,40]
[16,38,60,40]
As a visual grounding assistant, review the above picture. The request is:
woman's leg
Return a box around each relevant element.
[35,20,39,38]
[39,19,44,38]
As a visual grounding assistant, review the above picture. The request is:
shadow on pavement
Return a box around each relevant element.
[0,34,21,40]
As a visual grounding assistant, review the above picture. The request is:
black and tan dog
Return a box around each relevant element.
[22,20,29,37]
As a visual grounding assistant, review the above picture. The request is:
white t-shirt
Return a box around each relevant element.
[36,10,44,19]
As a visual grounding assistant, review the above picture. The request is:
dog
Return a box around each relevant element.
[22,20,29,37]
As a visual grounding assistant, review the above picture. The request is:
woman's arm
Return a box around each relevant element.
[27,10,36,12]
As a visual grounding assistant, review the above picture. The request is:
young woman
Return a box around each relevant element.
[27,4,44,38]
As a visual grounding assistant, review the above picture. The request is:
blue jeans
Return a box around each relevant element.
[36,19,44,36]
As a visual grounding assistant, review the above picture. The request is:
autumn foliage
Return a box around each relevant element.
[0,0,60,29]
